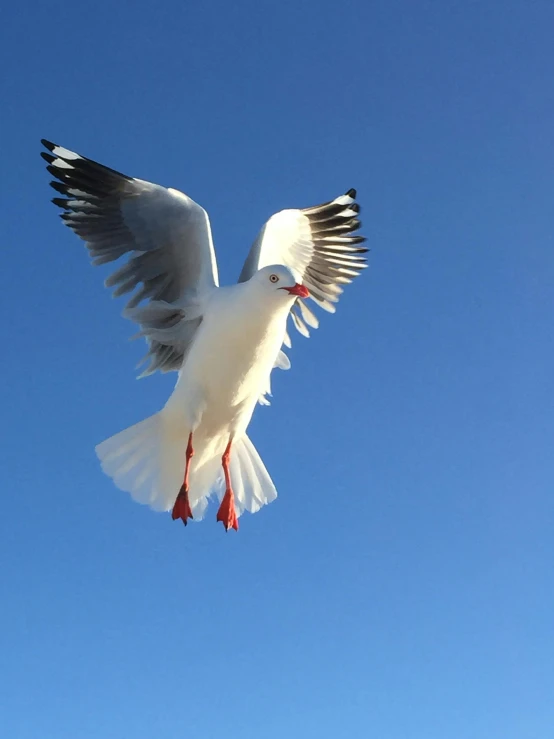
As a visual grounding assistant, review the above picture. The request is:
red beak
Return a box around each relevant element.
[281,283,309,299]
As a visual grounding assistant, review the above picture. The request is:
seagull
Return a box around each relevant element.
[40,139,367,531]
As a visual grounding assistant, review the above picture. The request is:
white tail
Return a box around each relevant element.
[95,411,277,521]
[227,434,277,514]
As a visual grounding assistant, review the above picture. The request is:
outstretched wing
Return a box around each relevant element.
[238,189,367,340]
[41,139,219,374]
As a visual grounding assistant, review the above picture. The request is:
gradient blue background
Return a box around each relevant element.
[2,1,553,737]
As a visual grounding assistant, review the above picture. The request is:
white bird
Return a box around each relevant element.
[41,139,367,531]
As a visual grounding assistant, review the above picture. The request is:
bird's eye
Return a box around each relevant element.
[269,274,279,283]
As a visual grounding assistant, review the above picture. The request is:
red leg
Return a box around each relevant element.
[172,432,194,525]
[216,439,239,531]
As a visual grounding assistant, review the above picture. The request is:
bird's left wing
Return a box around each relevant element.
[238,189,367,340]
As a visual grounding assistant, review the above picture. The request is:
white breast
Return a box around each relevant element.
[166,283,289,435]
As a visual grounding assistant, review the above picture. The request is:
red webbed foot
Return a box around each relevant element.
[216,488,239,531]
[172,486,193,526]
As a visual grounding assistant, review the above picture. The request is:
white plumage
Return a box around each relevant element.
[41,139,367,530]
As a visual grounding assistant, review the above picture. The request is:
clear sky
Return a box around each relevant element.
[1,1,553,737]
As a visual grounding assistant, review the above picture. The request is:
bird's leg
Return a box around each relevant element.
[216,438,239,531]
[172,432,194,525]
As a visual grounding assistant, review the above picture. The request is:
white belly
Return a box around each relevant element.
[165,289,288,442]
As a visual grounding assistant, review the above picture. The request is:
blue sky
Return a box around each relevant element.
[2,0,554,737]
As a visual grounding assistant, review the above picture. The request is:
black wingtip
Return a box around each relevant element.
[345,188,357,198]
[41,151,55,164]
[41,138,56,151]
[49,180,67,194]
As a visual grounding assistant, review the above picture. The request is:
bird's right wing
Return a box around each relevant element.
[41,139,219,374]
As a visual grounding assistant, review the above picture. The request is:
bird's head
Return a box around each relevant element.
[252,265,309,302]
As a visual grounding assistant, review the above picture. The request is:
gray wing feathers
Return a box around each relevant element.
[127,301,203,377]
[41,139,218,375]
[104,185,218,308]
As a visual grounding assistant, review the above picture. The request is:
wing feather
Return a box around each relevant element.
[238,188,367,341]
[41,139,219,374]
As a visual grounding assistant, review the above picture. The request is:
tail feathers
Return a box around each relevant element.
[95,412,184,513]
[228,434,277,515]
[95,414,277,521]
[184,434,278,518]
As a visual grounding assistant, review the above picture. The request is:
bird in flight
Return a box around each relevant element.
[41,139,367,531]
